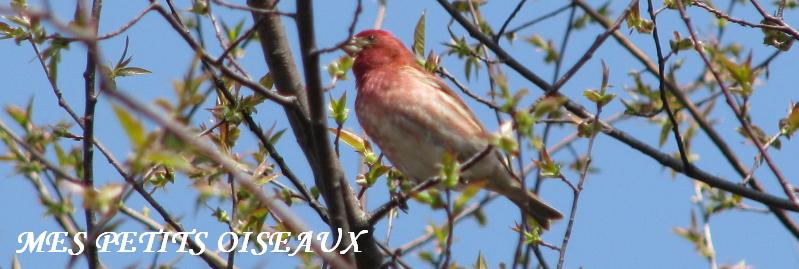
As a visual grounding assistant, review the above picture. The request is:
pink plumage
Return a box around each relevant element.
[346,29,562,228]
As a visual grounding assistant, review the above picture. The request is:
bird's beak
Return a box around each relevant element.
[341,37,371,56]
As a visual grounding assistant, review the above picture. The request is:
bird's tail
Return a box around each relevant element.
[502,188,563,230]
[466,150,563,229]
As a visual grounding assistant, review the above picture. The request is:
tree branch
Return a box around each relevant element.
[81,0,103,266]
[99,81,354,269]
[436,0,799,213]
[549,0,638,94]
[295,1,382,267]
[575,0,799,240]
[646,0,691,169]
[675,0,799,207]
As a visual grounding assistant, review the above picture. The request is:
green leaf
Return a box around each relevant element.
[259,73,274,89]
[47,47,61,83]
[535,149,560,178]
[583,89,616,107]
[328,92,349,125]
[625,1,654,34]
[339,56,354,71]
[310,186,320,200]
[11,254,21,269]
[424,51,439,73]
[451,0,486,12]
[83,184,124,213]
[147,170,174,188]
[327,61,343,80]
[212,207,230,223]
[780,103,799,138]
[112,104,146,147]
[439,153,460,189]
[514,111,535,137]
[11,0,27,11]
[454,184,480,213]
[669,31,693,54]
[329,128,366,153]
[115,67,151,77]
[419,251,436,265]
[664,0,692,9]
[577,120,601,138]
[761,19,793,51]
[269,129,286,144]
[658,120,672,147]
[0,22,14,35]
[523,224,542,245]
[737,125,778,149]
[600,60,610,90]
[525,35,559,63]
[5,104,29,128]
[475,252,488,269]
[532,96,566,118]
[365,164,390,186]
[145,150,192,171]
[413,11,426,58]
[190,0,209,14]
[492,134,518,156]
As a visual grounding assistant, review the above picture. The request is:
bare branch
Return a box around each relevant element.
[100,82,355,269]
[80,0,103,266]
[436,0,799,212]
[549,0,638,94]
[646,0,691,169]
[494,0,527,43]
[575,0,799,239]
[675,0,799,207]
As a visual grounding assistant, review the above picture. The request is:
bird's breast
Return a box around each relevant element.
[354,67,489,181]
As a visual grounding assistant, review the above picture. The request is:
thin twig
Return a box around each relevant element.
[368,145,494,225]
[295,1,382,267]
[549,0,638,94]
[693,1,790,33]
[214,17,267,64]
[505,4,572,35]
[211,0,294,15]
[373,0,387,29]
[494,0,527,42]
[676,0,799,207]
[149,4,297,106]
[0,125,81,237]
[556,105,602,269]
[440,189,455,269]
[80,0,103,266]
[313,0,362,55]
[575,0,799,239]
[437,67,501,111]
[100,79,354,269]
[647,0,691,169]
[0,120,83,184]
[368,178,440,226]
[396,194,497,255]
[60,3,156,42]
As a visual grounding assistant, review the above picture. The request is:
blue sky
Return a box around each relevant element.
[1,0,798,268]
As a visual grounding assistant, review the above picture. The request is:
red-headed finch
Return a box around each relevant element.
[343,29,562,228]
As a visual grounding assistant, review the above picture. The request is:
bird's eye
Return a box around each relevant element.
[368,34,376,41]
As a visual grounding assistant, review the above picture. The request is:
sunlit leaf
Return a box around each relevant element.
[112,104,146,147]
[413,11,426,58]
[328,128,366,153]
[475,252,488,269]
[115,67,151,77]
[780,103,799,138]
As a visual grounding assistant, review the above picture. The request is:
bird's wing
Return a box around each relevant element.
[402,65,489,135]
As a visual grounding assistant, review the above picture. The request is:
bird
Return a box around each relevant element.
[341,29,562,229]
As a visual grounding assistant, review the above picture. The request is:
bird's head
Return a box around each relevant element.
[342,29,416,78]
